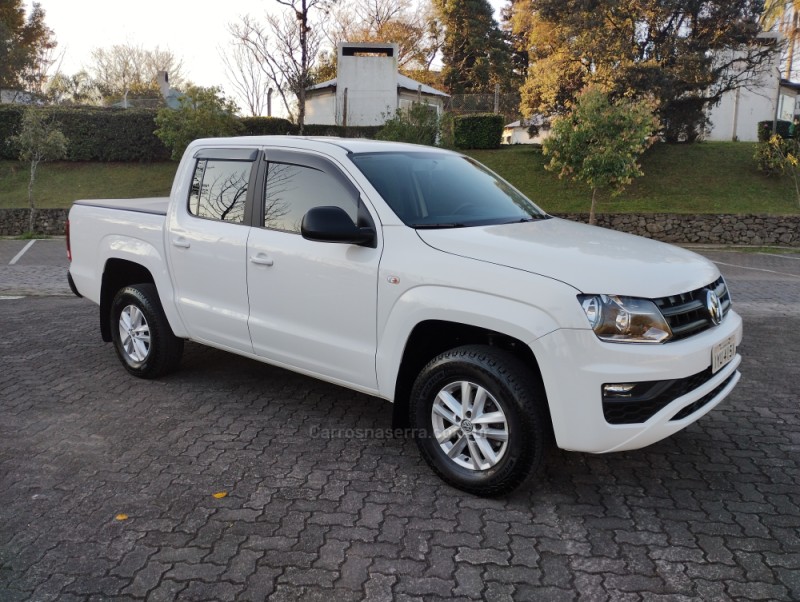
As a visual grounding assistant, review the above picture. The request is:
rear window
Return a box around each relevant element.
[188,159,253,223]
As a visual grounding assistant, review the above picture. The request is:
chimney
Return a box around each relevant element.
[157,71,170,99]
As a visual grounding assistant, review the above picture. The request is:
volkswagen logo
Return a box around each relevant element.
[706,289,722,326]
[460,419,474,434]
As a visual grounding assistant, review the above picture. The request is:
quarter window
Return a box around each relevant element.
[263,162,359,232]
[189,159,252,223]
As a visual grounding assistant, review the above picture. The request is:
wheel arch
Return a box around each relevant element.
[390,319,550,433]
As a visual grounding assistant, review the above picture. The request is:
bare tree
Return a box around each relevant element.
[88,44,186,100]
[220,41,269,116]
[228,1,331,132]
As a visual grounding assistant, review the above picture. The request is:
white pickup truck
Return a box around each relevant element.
[67,136,743,496]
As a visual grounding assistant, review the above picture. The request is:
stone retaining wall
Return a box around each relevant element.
[1,208,798,246]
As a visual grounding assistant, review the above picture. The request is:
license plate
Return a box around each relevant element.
[712,335,736,373]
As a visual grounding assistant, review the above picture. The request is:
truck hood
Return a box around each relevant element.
[416,217,720,298]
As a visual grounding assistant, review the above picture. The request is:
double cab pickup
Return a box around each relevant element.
[67,136,743,495]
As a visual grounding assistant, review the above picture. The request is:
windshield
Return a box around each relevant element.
[350,151,548,228]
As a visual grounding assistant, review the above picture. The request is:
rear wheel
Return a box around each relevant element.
[410,345,546,496]
[110,283,183,378]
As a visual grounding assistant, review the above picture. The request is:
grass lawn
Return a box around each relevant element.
[467,142,799,215]
[0,161,177,209]
[0,142,798,214]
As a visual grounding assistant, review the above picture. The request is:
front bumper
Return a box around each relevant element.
[531,309,743,453]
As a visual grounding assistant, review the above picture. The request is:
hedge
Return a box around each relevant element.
[450,113,505,149]
[0,105,386,162]
[757,119,792,142]
[0,105,170,161]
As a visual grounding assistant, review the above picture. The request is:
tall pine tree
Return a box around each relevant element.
[435,0,511,94]
[0,1,56,92]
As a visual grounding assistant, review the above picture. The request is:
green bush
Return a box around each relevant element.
[1,105,168,161]
[375,104,439,146]
[303,124,382,138]
[240,116,296,136]
[451,113,505,149]
[758,120,792,142]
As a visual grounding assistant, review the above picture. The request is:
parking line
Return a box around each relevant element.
[9,240,36,265]
[712,259,800,279]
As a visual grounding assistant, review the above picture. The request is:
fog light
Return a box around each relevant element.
[603,383,636,398]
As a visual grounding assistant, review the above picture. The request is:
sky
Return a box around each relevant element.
[25,0,507,112]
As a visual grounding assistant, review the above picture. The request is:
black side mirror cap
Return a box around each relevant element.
[301,206,376,248]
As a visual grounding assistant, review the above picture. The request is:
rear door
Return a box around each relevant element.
[167,148,258,353]
[246,149,382,389]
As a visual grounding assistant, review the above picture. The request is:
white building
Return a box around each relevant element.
[706,33,795,142]
[305,42,449,127]
[502,116,551,145]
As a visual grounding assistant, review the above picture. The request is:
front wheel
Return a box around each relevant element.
[410,345,547,496]
[110,283,183,378]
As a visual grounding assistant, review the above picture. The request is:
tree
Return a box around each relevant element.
[88,43,185,102]
[227,0,332,132]
[513,0,778,142]
[47,70,100,106]
[325,0,442,74]
[220,41,270,117]
[542,88,659,225]
[762,0,800,79]
[8,108,68,233]
[434,0,511,94]
[154,86,243,160]
[0,1,57,93]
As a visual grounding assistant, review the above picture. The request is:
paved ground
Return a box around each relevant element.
[0,240,799,601]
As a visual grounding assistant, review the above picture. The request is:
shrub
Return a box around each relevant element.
[757,120,792,142]
[240,116,296,136]
[303,124,382,138]
[376,104,439,146]
[1,105,168,161]
[451,113,504,149]
[155,86,243,160]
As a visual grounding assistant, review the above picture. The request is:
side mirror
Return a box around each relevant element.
[301,206,376,247]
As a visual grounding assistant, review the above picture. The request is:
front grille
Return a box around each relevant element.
[654,277,731,341]
[603,367,715,425]
[670,373,736,421]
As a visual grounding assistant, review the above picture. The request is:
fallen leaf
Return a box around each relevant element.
[212,491,227,499]
[115,514,129,521]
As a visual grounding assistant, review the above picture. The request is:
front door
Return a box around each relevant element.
[246,150,381,389]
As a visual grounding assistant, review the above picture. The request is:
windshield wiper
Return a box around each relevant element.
[411,223,467,229]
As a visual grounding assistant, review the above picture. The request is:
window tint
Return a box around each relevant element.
[263,162,358,232]
[188,159,252,223]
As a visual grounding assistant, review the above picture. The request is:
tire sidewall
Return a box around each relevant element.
[411,349,541,495]
[110,285,166,378]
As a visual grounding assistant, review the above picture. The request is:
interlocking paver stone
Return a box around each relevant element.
[1,245,799,600]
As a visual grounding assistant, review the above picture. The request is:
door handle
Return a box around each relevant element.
[172,237,191,249]
[250,254,274,266]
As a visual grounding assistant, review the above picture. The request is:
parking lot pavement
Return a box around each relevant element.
[0,247,798,601]
[0,239,71,298]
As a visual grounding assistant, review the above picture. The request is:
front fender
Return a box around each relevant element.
[375,285,562,400]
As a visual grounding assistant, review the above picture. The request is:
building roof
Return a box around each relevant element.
[307,75,449,98]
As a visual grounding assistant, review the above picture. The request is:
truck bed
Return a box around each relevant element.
[73,197,169,215]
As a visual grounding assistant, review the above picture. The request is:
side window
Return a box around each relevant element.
[188,159,252,223]
[263,162,359,232]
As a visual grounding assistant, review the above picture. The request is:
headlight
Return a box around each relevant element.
[577,294,672,343]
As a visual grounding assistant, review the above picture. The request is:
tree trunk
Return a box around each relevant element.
[589,187,598,226]
[298,0,308,135]
[28,159,38,234]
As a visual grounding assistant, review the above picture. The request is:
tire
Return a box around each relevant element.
[110,283,184,379]
[410,345,546,496]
